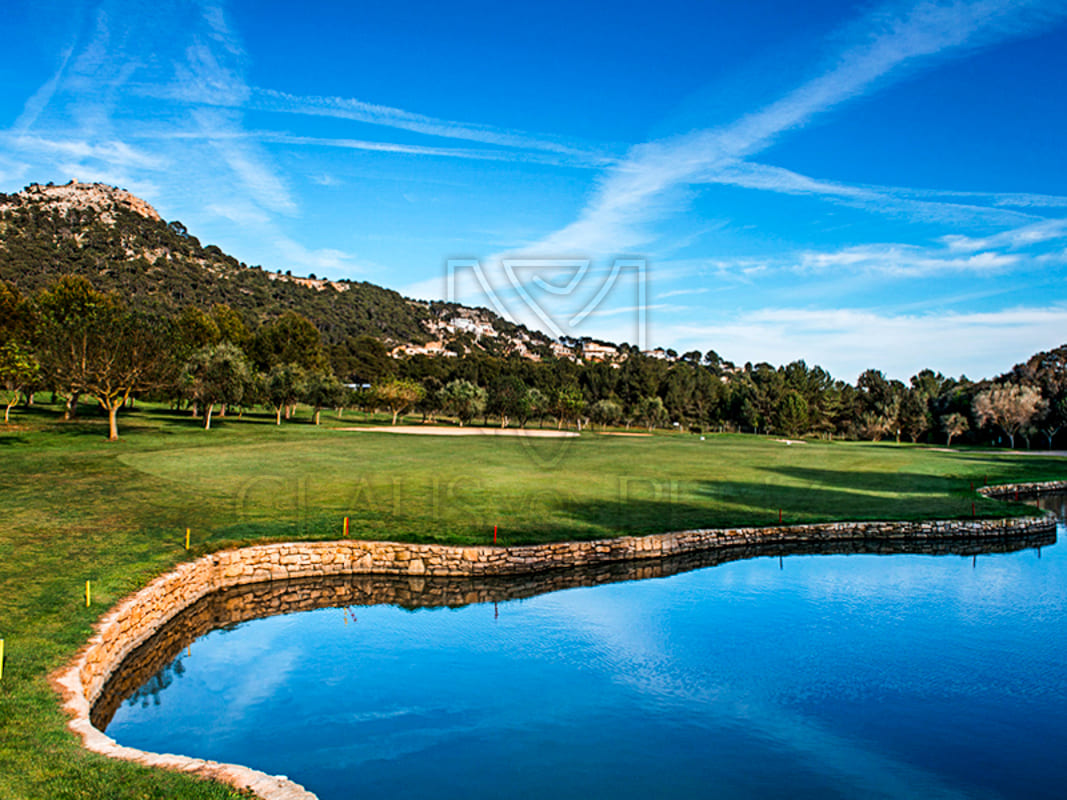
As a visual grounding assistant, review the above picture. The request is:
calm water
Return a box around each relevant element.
[105,502,1067,800]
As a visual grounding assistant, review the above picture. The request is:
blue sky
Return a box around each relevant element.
[2,0,1066,381]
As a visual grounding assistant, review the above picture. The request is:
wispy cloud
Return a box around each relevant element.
[257,132,602,169]
[273,236,367,276]
[660,305,1067,381]
[511,0,1067,259]
[246,88,615,165]
[940,218,1067,252]
[700,161,1044,227]
[795,243,1026,276]
[12,45,75,135]
[191,108,295,213]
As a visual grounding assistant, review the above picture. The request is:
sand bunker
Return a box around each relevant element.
[600,432,653,437]
[338,425,578,438]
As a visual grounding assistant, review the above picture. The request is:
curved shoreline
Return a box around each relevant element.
[51,481,1063,800]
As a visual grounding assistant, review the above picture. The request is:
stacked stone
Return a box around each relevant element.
[54,494,1058,800]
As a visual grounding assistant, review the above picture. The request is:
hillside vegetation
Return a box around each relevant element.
[0,181,437,345]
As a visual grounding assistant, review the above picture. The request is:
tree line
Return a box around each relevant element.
[1,275,1064,447]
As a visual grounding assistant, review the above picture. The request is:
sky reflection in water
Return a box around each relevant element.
[107,518,1067,800]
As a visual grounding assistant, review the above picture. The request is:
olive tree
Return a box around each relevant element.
[375,379,425,426]
[0,341,39,423]
[181,343,252,430]
[441,379,486,427]
[35,277,171,439]
[942,412,969,447]
[304,372,346,426]
[266,363,306,425]
[974,384,1043,449]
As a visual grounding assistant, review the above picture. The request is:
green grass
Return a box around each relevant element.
[1,401,1065,799]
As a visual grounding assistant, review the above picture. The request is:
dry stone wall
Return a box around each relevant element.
[979,480,1067,498]
[53,502,1059,800]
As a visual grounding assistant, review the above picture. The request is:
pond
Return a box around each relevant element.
[100,499,1067,800]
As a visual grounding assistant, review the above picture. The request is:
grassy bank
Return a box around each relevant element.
[1,401,1065,799]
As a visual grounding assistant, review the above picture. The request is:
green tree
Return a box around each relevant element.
[34,277,171,439]
[589,398,622,430]
[32,275,113,419]
[304,372,346,425]
[330,335,395,384]
[250,312,328,372]
[900,388,932,443]
[180,343,252,430]
[488,375,528,428]
[375,379,426,426]
[174,306,220,361]
[0,280,32,342]
[635,395,668,432]
[775,389,808,437]
[211,304,251,348]
[553,387,585,430]
[942,412,969,447]
[0,341,39,423]
[974,383,1043,449]
[442,379,486,427]
[520,386,547,428]
[266,363,306,425]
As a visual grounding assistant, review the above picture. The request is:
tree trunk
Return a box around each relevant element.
[391,408,399,426]
[4,400,13,422]
[276,406,283,426]
[204,403,214,430]
[314,409,321,426]
[65,392,80,420]
[107,404,120,441]
[1007,432,1015,449]
[218,404,227,418]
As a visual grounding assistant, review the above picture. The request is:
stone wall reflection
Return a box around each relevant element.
[92,530,1054,731]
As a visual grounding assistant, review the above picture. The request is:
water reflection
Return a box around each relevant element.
[93,530,1054,731]
[1030,492,1067,519]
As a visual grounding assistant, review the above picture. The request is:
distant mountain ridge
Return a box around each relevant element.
[0,180,553,356]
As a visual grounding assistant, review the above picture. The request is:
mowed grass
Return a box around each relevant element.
[1,401,1065,799]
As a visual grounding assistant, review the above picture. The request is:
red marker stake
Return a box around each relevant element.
[343,516,349,537]
[493,525,498,544]
[778,509,782,524]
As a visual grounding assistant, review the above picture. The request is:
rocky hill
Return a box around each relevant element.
[0,180,551,355]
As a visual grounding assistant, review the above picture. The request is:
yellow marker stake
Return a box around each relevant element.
[85,580,91,607]
[185,528,190,550]
[0,638,5,681]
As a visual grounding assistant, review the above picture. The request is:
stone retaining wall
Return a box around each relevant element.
[52,499,1060,800]
[979,479,1067,498]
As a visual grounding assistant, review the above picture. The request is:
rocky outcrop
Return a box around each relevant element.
[4,180,162,223]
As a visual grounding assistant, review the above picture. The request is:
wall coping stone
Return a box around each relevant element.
[51,483,1063,800]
